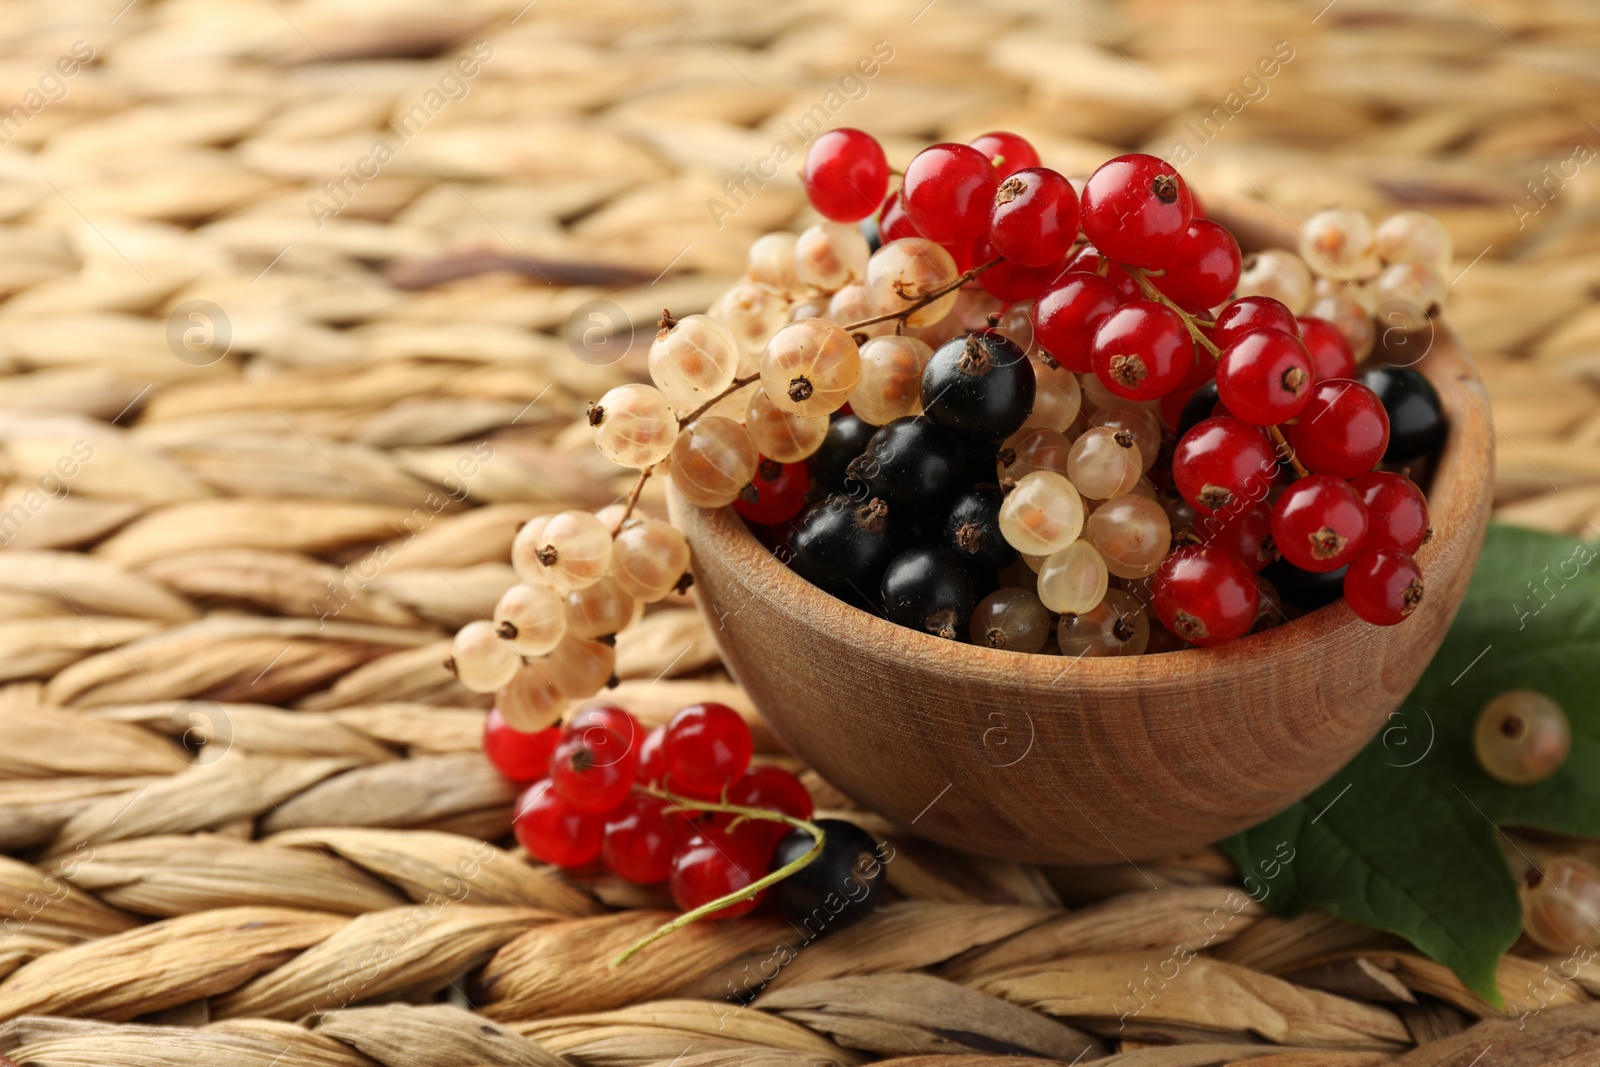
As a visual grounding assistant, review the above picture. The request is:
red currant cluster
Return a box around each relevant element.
[486,701,814,918]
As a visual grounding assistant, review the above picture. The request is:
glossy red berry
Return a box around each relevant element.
[803,128,889,222]
[663,702,753,800]
[602,793,682,884]
[1193,499,1277,571]
[990,167,1079,267]
[1151,220,1241,310]
[734,459,808,526]
[1064,245,1142,301]
[1172,416,1279,516]
[1151,544,1259,646]
[716,765,815,854]
[969,130,1040,178]
[1272,474,1369,573]
[1343,548,1424,625]
[1351,471,1428,553]
[1297,315,1356,381]
[513,780,603,868]
[879,191,920,243]
[1032,273,1123,374]
[1090,300,1194,401]
[1211,296,1298,350]
[1080,153,1194,266]
[549,728,638,813]
[670,829,765,918]
[637,725,667,784]
[483,709,559,783]
[567,703,641,757]
[1283,380,1390,479]
[902,143,1001,246]
[973,235,1067,302]
[1215,328,1314,426]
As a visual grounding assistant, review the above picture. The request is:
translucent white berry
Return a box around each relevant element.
[649,314,740,411]
[612,518,690,602]
[795,221,870,292]
[494,583,566,657]
[589,383,677,469]
[670,416,757,508]
[851,335,932,426]
[866,238,960,328]
[998,470,1084,556]
[452,619,520,693]
[760,318,861,417]
[745,388,828,462]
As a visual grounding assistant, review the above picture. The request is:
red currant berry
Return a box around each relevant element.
[1032,273,1122,373]
[602,794,681,884]
[663,702,753,800]
[1193,500,1277,571]
[968,130,1040,178]
[1150,220,1241,310]
[1064,245,1142,301]
[1159,385,1199,433]
[1297,315,1356,381]
[716,765,815,855]
[903,143,1001,246]
[1179,345,1217,390]
[879,191,920,243]
[973,236,1067,302]
[1211,295,1298,350]
[1271,474,1369,573]
[990,167,1079,267]
[1215,328,1314,426]
[1090,300,1194,401]
[1350,471,1428,553]
[670,829,765,919]
[513,780,603,868]
[803,128,889,223]
[734,459,808,526]
[1343,548,1424,626]
[1080,153,1194,266]
[1151,544,1259,646]
[483,708,559,783]
[1283,380,1390,479]
[567,702,641,754]
[549,727,638,813]
[637,725,667,784]
[1172,416,1278,516]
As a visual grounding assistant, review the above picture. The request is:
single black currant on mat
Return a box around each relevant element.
[880,545,978,640]
[921,330,1037,445]
[1360,365,1445,463]
[846,416,967,511]
[790,494,897,607]
[770,818,888,934]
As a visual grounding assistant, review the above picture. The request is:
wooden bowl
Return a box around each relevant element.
[669,201,1494,864]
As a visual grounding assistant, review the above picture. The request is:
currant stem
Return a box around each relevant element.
[611,466,654,534]
[841,257,1004,331]
[678,372,761,426]
[608,787,826,967]
[1124,264,1310,478]
[1269,425,1310,478]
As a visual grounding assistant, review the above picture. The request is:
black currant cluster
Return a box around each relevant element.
[787,330,1037,640]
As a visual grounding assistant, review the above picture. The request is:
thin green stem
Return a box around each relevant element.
[608,787,826,967]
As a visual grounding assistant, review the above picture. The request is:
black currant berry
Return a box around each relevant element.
[941,483,1017,572]
[1262,557,1348,611]
[790,494,897,607]
[880,546,978,640]
[859,215,881,254]
[770,818,887,935]
[809,414,874,496]
[1360,365,1446,463]
[921,331,1037,445]
[1177,379,1220,438]
[846,416,966,512]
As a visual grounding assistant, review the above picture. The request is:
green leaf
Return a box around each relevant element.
[1220,523,1600,1006]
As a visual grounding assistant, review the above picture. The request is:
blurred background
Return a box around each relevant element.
[0,0,1595,552]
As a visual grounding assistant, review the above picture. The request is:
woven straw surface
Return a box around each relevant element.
[0,0,1597,1063]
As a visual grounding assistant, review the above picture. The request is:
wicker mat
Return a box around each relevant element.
[0,0,1597,1063]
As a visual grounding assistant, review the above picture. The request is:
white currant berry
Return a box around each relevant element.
[648,313,740,411]
[713,281,790,368]
[1236,249,1313,314]
[565,574,640,639]
[1299,209,1379,281]
[747,232,799,291]
[525,510,613,592]
[1058,588,1150,657]
[1067,427,1143,500]
[670,416,758,508]
[494,583,566,657]
[998,470,1084,556]
[589,383,677,469]
[496,664,566,731]
[1521,855,1600,954]
[612,517,689,602]
[795,221,870,292]
[1474,690,1570,785]
[760,318,861,417]
[1037,539,1109,615]
[826,283,895,339]
[1374,210,1452,272]
[452,619,520,693]
[1084,493,1171,580]
[745,388,828,462]
[866,238,959,328]
[851,335,932,426]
